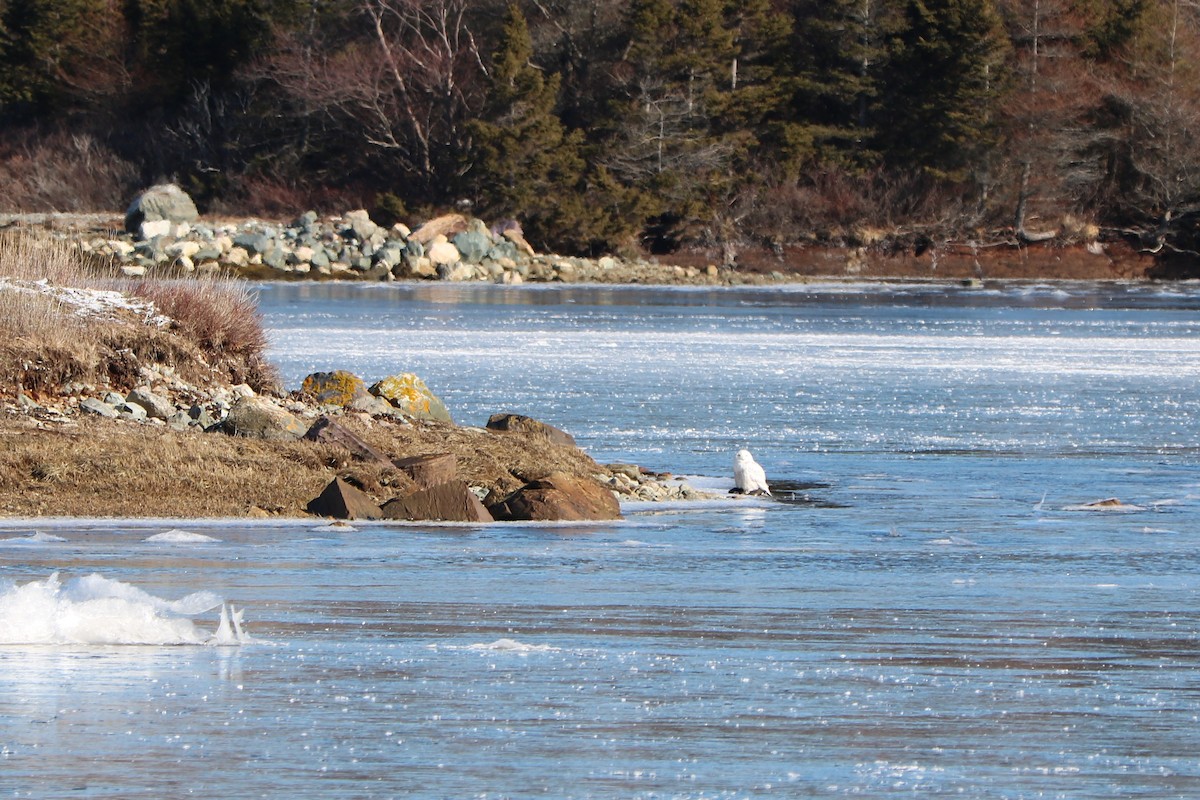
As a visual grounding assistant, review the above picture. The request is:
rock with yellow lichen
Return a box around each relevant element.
[301,370,368,407]
[369,373,453,423]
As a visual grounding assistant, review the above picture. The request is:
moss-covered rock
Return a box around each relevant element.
[301,370,367,407]
[369,373,453,423]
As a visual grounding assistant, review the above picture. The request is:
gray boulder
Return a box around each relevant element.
[126,387,175,420]
[125,184,199,235]
[220,397,307,440]
[81,398,119,418]
[453,229,492,264]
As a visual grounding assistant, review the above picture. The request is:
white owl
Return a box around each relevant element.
[733,449,771,495]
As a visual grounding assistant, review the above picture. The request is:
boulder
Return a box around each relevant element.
[453,228,492,263]
[220,397,307,440]
[342,209,379,241]
[409,213,468,245]
[503,227,537,257]
[427,236,461,267]
[486,413,576,447]
[126,386,175,420]
[488,471,621,522]
[369,374,453,423]
[392,453,457,489]
[380,480,493,523]
[301,370,368,407]
[306,477,382,520]
[304,416,395,467]
[125,184,199,235]
[80,398,118,418]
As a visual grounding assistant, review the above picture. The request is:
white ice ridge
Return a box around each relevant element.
[0,572,250,646]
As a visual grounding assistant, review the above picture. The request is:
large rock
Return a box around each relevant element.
[393,453,457,488]
[453,226,492,263]
[488,472,621,522]
[409,213,468,245]
[380,480,493,523]
[369,374,453,423]
[486,413,576,447]
[125,184,199,235]
[306,477,382,520]
[126,387,175,420]
[220,397,307,440]
[427,235,461,267]
[304,416,395,467]
[301,370,368,407]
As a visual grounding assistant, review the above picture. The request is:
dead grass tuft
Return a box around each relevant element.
[130,275,279,391]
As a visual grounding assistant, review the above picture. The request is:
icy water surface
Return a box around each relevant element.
[3,281,1200,798]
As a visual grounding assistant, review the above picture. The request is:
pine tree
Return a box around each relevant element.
[878,0,1010,182]
[468,4,603,251]
[786,0,898,171]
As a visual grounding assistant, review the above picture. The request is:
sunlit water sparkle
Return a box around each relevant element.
[2,281,1200,798]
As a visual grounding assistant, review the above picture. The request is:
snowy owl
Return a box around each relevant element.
[733,449,771,495]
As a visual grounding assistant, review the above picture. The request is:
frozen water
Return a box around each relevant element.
[3,282,1200,797]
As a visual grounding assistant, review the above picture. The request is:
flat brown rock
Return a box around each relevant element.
[305,416,394,467]
[306,477,382,520]
[380,480,492,522]
[486,413,576,448]
[392,453,457,488]
[488,471,621,522]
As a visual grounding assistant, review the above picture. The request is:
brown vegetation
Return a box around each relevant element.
[0,411,606,518]
[0,233,277,396]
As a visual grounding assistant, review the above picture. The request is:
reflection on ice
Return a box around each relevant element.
[144,529,222,543]
[0,573,249,646]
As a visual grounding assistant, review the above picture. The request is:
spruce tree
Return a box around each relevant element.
[878,0,1010,182]
[468,4,601,251]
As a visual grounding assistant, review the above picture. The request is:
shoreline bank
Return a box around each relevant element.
[1,210,1159,286]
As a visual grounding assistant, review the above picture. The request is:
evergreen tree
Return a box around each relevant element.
[0,0,122,116]
[878,0,1010,182]
[786,0,898,171]
[468,4,606,251]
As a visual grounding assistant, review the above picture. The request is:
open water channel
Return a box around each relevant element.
[2,280,1200,798]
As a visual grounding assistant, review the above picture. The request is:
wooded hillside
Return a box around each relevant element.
[1,0,1196,265]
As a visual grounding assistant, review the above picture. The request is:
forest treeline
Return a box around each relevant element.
[0,0,1197,259]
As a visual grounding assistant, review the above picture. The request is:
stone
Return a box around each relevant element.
[116,402,148,422]
[126,387,175,420]
[125,183,199,235]
[166,411,192,432]
[503,228,537,256]
[488,472,621,522]
[392,453,457,489]
[233,232,273,255]
[486,413,576,447]
[220,397,307,440]
[301,371,368,407]
[304,416,394,467]
[409,213,468,245]
[347,393,399,417]
[369,374,453,423]
[294,210,319,229]
[427,236,461,267]
[306,477,382,520]
[138,219,172,241]
[453,229,492,263]
[342,209,379,241]
[380,480,493,523]
[188,404,217,428]
[80,398,118,418]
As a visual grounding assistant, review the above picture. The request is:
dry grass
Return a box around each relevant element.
[0,414,606,517]
[0,232,278,395]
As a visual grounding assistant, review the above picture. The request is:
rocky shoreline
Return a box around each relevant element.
[1,183,1160,285]
[1,362,717,520]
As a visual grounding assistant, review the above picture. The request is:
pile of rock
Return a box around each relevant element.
[73,184,729,286]
[8,356,713,520]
